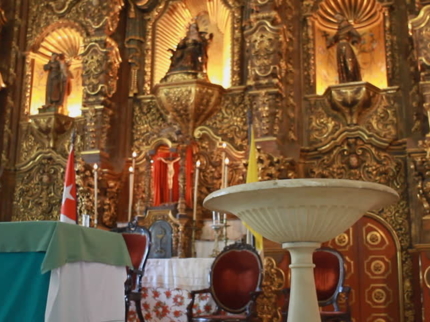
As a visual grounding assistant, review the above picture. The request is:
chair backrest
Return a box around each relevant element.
[121,223,151,273]
[210,242,263,314]
[313,247,345,310]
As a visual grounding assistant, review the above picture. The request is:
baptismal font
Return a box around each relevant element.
[204,179,399,322]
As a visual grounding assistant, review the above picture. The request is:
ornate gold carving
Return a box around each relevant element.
[257,149,296,180]
[255,257,285,322]
[306,96,341,144]
[409,6,430,80]
[29,113,74,148]
[203,88,248,151]
[245,20,285,88]
[154,80,225,138]
[365,284,392,308]
[306,88,398,145]
[324,82,382,126]
[248,90,283,139]
[335,233,349,247]
[364,256,391,279]
[308,135,402,184]
[81,38,121,98]
[366,230,383,247]
[13,152,66,221]
[81,105,112,152]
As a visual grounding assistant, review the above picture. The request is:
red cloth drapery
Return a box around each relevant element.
[152,148,180,206]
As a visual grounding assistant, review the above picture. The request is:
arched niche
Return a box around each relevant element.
[313,0,387,94]
[28,21,84,117]
[153,0,232,89]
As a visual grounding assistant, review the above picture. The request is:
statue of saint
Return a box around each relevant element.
[327,14,362,83]
[162,22,213,82]
[42,53,72,112]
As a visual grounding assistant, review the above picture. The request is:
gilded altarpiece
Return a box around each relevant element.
[12,0,125,224]
[294,0,417,319]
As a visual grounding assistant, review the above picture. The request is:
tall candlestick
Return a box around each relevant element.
[193,160,200,221]
[220,142,226,189]
[224,157,230,188]
[128,166,134,222]
[93,164,98,228]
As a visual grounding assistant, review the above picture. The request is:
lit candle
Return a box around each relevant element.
[224,157,230,188]
[93,164,98,228]
[132,151,137,170]
[128,166,134,222]
[193,160,200,221]
[220,142,226,189]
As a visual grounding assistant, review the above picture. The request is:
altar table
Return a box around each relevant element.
[0,221,132,322]
[128,258,216,322]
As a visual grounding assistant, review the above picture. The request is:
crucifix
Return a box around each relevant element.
[158,155,180,202]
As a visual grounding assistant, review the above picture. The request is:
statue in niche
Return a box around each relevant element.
[41,53,73,113]
[161,22,213,82]
[326,14,362,83]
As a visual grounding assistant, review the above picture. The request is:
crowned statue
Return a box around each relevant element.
[161,21,213,83]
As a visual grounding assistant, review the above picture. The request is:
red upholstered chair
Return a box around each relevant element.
[187,242,263,322]
[314,247,352,322]
[120,223,151,322]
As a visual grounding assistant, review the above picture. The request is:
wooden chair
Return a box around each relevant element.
[186,242,263,322]
[277,247,352,322]
[117,221,151,322]
[314,247,352,322]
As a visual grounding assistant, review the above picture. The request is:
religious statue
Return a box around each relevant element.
[161,22,213,82]
[158,156,180,191]
[326,14,362,83]
[41,53,72,113]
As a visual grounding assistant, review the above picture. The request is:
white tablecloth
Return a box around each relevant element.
[141,258,214,290]
[46,261,126,322]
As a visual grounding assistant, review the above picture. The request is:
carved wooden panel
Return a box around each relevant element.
[274,215,403,321]
[326,215,401,322]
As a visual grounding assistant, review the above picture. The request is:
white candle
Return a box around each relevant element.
[212,211,216,224]
[128,166,134,222]
[193,160,200,221]
[132,151,137,170]
[217,212,220,223]
[223,213,226,224]
[224,157,230,188]
[220,142,226,189]
[93,164,98,228]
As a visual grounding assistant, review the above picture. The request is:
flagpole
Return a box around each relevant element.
[70,130,77,225]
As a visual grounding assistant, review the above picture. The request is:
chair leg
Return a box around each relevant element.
[125,297,130,322]
[135,298,145,322]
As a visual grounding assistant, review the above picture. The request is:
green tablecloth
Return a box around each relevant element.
[0,221,132,273]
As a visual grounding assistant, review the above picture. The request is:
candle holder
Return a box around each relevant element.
[223,220,230,248]
[191,219,197,257]
[211,222,224,257]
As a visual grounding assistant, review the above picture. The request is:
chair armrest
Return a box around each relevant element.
[186,288,211,322]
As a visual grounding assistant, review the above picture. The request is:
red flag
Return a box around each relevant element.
[60,147,77,224]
